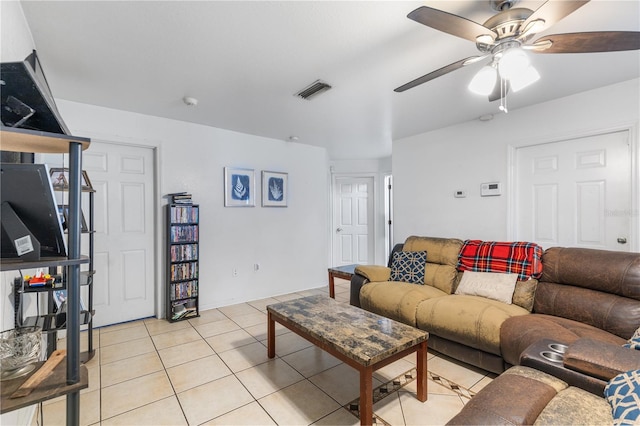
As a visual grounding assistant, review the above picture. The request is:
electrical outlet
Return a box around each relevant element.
[232,268,238,277]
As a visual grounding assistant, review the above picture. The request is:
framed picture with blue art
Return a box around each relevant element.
[262,171,288,207]
[224,167,255,207]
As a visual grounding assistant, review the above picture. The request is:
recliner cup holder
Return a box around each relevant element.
[540,350,564,363]
[548,343,568,354]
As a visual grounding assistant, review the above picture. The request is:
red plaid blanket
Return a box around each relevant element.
[457,240,543,281]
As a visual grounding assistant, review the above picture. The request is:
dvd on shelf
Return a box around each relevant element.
[170,205,198,223]
[171,280,198,299]
[170,244,198,262]
[170,225,198,242]
[170,262,198,281]
[167,192,193,205]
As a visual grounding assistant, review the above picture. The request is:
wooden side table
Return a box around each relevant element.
[327,264,357,298]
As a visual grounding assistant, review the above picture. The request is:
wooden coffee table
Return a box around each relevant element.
[267,295,428,425]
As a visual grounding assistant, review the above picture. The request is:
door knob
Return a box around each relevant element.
[336,228,343,233]
[617,237,627,244]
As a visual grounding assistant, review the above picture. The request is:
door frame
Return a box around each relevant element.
[507,123,639,252]
[88,139,160,323]
[330,172,377,267]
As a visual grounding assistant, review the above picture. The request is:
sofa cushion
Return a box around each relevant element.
[354,265,390,282]
[403,236,461,266]
[534,281,640,339]
[359,281,447,326]
[389,251,427,284]
[402,236,463,294]
[541,247,640,300]
[503,365,568,392]
[416,294,529,355]
[455,271,518,304]
[500,314,627,367]
[533,386,612,425]
[447,370,557,425]
[512,279,538,312]
[604,369,640,425]
[457,239,543,281]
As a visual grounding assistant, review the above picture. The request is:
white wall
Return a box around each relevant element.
[55,100,330,312]
[329,158,391,265]
[0,1,34,62]
[1,3,327,421]
[393,78,640,245]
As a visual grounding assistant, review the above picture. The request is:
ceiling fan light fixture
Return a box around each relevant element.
[498,47,530,79]
[510,65,540,92]
[468,65,497,96]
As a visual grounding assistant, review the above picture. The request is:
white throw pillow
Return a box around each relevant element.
[455,271,518,304]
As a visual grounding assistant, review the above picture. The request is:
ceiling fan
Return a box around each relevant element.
[394,0,640,107]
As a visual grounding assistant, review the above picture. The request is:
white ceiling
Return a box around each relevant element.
[19,0,640,160]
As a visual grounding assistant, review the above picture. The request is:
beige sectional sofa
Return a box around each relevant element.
[351,236,537,373]
[350,235,640,376]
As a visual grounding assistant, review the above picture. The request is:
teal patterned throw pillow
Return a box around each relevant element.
[604,369,640,425]
[624,327,640,350]
[389,251,427,284]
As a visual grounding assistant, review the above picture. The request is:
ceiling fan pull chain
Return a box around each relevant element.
[499,77,508,113]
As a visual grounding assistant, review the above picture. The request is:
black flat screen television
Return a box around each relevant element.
[1,163,67,259]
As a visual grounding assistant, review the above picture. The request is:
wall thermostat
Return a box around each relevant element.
[481,182,502,197]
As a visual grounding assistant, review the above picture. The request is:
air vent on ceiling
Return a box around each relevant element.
[295,80,332,100]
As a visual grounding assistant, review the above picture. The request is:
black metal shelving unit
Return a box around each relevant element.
[166,202,200,322]
[0,127,90,424]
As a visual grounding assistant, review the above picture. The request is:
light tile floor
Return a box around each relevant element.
[33,279,495,425]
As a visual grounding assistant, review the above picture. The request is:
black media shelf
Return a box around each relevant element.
[166,202,200,322]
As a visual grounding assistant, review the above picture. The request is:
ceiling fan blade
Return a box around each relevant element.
[407,6,496,43]
[520,0,589,38]
[531,31,640,53]
[394,56,482,93]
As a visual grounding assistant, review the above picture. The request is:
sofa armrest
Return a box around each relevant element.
[350,274,369,307]
[350,266,391,308]
[355,265,391,282]
[564,338,640,381]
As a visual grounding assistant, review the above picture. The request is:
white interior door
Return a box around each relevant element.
[84,142,156,326]
[333,176,374,266]
[516,130,631,251]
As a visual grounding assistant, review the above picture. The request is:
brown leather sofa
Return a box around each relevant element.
[447,340,640,425]
[500,246,640,393]
[447,365,613,425]
[351,240,640,381]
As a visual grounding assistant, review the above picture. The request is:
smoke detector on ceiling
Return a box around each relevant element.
[183,96,198,106]
[295,80,332,100]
